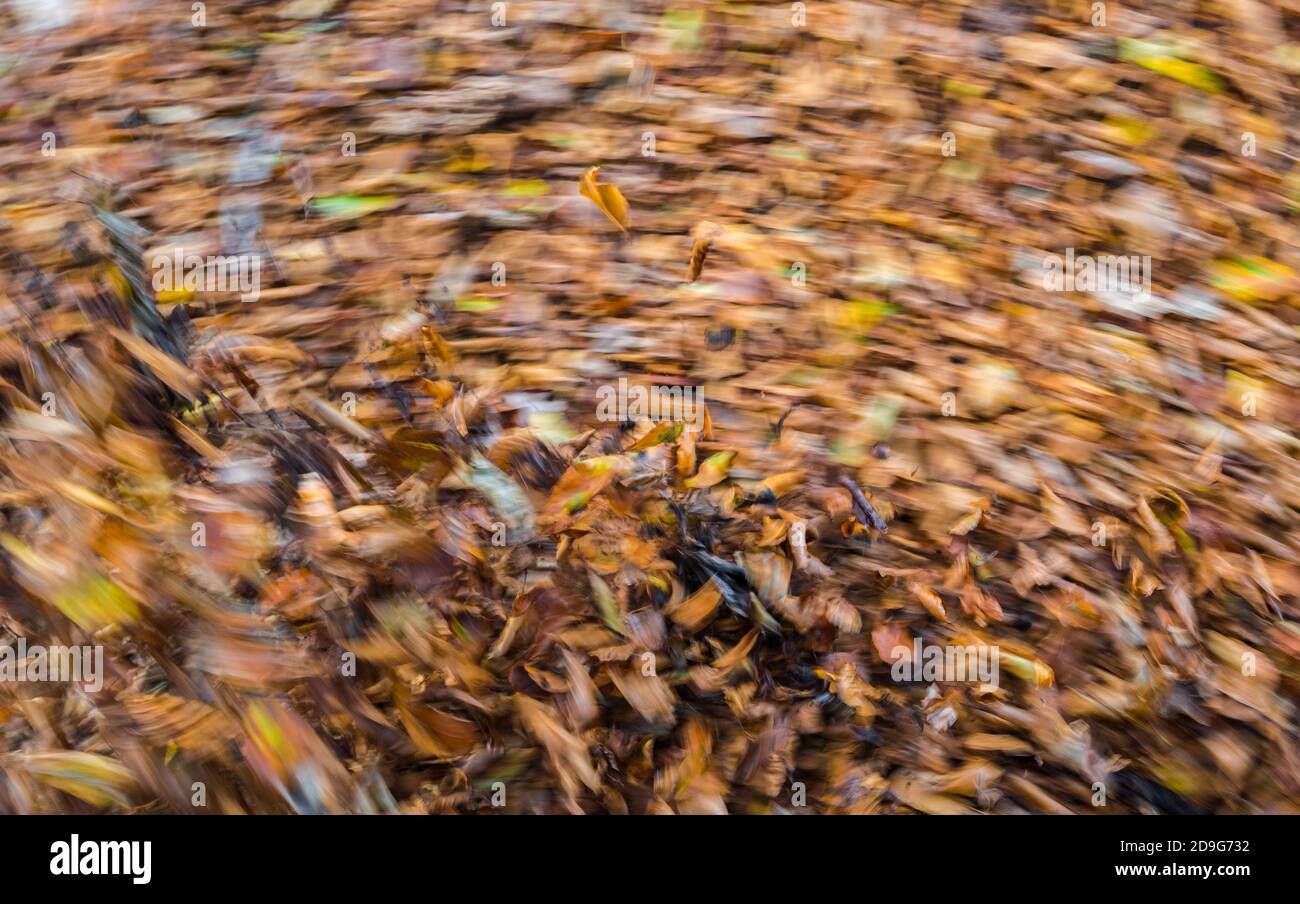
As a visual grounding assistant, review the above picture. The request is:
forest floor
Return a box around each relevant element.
[0,0,1297,814]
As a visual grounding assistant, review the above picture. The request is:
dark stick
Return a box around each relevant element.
[838,473,888,532]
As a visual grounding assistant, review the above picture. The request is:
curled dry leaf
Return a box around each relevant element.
[0,0,1295,820]
[685,450,736,489]
[11,752,141,810]
[578,166,630,235]
[665,577,723,632]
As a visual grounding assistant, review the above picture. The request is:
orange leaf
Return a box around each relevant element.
[579,166,630,234]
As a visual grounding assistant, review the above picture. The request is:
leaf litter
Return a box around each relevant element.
[0,0,1295,815]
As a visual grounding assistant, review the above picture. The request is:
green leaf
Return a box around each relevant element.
[1118,39,1223,93]
[308,194,400,219]
[661,9,705,50]
[455,295,501,312]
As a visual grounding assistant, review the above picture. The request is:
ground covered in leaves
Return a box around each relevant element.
[0,0,1297,814]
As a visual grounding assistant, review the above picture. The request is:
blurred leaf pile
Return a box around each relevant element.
[0,0,1296,814]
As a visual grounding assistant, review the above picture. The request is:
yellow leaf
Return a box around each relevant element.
[578,166,630,234]
[685,450,735,489]
[18,752,139,809]
[758,470,804,498]
[625,420,682,451]
[588,570,627,636]
[998,652,1055,687]
[52,574,141,630]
